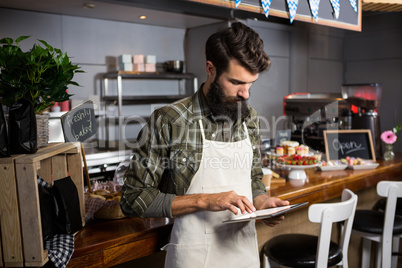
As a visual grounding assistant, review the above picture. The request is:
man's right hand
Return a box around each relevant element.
[171,191,255,217]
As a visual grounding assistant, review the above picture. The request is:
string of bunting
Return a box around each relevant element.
[235,0,357,23]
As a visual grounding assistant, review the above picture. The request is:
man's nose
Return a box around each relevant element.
[238,86,250,100]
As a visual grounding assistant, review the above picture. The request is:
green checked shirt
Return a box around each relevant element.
[121,86,267,218]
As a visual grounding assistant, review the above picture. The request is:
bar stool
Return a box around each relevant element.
[373,197,402,215]
[352,181,402,268]
[262,189,358,268]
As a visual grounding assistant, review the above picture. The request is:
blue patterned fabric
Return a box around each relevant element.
[287,0,299,23]
[309,0,321,22]
[262,0,273,18]
[44,234,75,268]
[349,0,357,12]
[330,0,340,19]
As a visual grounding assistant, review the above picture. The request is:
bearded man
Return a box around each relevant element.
[121,21,289,268]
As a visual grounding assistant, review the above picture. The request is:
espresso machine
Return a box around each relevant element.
[283,93,350,151]
[341,83,382,158]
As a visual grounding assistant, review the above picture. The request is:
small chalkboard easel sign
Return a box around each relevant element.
[61,101,97,192]
[323,130,376,162]
[275,130,291,146]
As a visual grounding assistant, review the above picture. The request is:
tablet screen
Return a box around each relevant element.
[222,202,309,223]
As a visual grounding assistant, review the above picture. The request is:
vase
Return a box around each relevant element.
[36,113,50,148]
[383,144,395,161]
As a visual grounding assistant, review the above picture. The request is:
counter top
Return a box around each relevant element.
[270,154,402,203]
[68,155,402,268]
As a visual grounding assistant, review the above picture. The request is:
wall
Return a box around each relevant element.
[343,12,402,153]
[186,19,345,140]
[0,8,187,142]
[1,8,401,152]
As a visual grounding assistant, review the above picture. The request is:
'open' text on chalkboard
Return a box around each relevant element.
[332,139,366,155]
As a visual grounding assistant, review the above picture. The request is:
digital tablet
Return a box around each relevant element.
[222,202,309,223]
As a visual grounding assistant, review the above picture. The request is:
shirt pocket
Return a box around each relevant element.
[170,149,197,174]
[169,149,197,195]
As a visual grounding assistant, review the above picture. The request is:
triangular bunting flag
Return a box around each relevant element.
[236,0,241,8]
[329,0,340,19]
[309,0,321,22]
[262,0,272,18]
[349,0,357,12]
[287,0,299,24]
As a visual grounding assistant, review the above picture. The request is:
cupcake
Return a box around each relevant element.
[276,147,284,156]
[280,141,299,154]
[287,147,296,156]
[296,147,304,156]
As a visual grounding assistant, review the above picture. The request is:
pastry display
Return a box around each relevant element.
[280,141,299,154]
[277,154,319,166]
[343,156,376,166]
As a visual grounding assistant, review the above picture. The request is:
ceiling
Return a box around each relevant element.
[1,0,399,30]
[0,0,226,29]
[362,0,402,12]
[0,0,295,29]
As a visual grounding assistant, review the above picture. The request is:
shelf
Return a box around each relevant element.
[103,71,196,80]
[103,95,190,104]
[101,71,198,143]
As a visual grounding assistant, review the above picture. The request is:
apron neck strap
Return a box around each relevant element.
[199,120,206,140]
[242,122,249,140]
[199,120,249,140]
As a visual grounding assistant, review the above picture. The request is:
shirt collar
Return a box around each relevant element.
[192,83,212,119]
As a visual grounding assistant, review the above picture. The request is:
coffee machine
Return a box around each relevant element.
[283,93,350,151]
[341,83,382,158]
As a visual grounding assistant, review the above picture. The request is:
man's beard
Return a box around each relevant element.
[205,81,250,122]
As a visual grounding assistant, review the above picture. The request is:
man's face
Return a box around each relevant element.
[206,59,258,121]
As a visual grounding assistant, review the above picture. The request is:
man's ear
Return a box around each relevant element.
[206,61,215,78]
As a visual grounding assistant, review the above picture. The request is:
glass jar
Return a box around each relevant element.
[383,144,395,161]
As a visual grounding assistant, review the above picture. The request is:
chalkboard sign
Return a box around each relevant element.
[324,130,376,161]
[275,130,291,146]
[61,101,97,142]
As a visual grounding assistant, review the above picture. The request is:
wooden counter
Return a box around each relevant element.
[68,155,402,268]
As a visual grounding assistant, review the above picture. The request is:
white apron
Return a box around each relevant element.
[162,120,259,268]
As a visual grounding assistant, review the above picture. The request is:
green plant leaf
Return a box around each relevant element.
[15,36,31,45]
[393,123,401,134]
[0,36,83,113]
[0,37,13,45]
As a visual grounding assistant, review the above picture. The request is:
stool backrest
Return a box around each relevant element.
[376,181,402,267]
[308,189,358,268]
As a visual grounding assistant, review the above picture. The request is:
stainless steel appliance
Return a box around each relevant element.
[341,83,382,158]
[283,93,350,151]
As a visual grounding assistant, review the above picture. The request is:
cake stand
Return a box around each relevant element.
[276,163,320,180]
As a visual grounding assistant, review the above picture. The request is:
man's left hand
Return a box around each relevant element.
[253,195,290,227]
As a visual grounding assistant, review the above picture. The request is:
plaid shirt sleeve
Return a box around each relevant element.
[120,108,175,218]
[246,109,268,200]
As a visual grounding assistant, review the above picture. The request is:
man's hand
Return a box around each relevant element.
[171,191,255,217]
[204,190,256,215]
[253,194,290,227]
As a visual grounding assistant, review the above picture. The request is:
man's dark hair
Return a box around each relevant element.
[205,22,271,77]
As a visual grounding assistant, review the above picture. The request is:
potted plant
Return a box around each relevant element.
[0,35,83,147]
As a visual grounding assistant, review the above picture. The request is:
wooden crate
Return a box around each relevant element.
[0,154,25,267]
[0,142,85,267]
